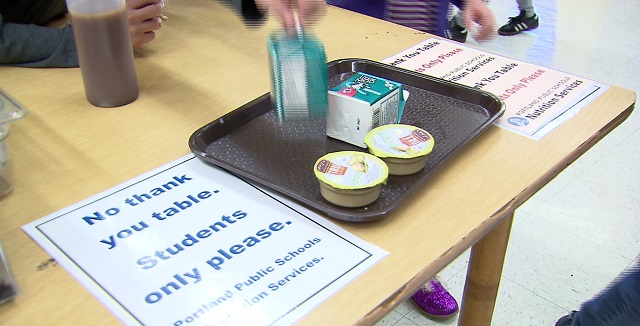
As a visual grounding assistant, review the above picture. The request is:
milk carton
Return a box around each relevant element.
[326,73,405,148]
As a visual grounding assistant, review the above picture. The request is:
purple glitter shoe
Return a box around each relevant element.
[410,279,459,317]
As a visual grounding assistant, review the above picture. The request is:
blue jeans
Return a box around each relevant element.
[573,262,640,326]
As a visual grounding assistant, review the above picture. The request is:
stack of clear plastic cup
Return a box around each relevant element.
[268,27,328,122]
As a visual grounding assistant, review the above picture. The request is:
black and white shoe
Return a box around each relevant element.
[498,10,539,36]
[444,18,468,43]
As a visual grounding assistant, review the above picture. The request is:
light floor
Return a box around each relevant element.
[376,0,640,325]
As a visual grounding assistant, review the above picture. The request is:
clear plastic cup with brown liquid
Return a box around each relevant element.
[66,0,139,107]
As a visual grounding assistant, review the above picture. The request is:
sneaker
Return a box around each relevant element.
[555,311,578,326]
[498,10,539,36]
[410,279,459,317]
[444,18,467,43]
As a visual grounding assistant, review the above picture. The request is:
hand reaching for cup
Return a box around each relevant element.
[461,0,496,41]
[254,0,326,31]
[126,0,167,48]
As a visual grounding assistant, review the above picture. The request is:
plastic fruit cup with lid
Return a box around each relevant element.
[364,124,435,176]
[313,151,389,207]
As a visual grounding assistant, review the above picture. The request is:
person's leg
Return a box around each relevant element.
[556,263,640,326]
[516,0,535,16]
[575,266,640,325]
[445,8,468,43]
[453,9,464,26]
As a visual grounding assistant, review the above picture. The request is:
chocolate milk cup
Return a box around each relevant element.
[67,0,139,107]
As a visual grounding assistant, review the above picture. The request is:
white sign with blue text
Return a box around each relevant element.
[23,155,387,326]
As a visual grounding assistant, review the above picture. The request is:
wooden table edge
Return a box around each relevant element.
[354,88,636,326]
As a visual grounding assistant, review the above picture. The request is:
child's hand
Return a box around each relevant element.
[255,0,326,31]
[462,0,495,41]
[126,0,165,49]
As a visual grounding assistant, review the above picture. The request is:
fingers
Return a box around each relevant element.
[473,10,495,41]
[270,1,298,31]
[126,0,164,49]
[295,0,326,28]
[133,31,158,49]
[463,13,474,37]
[255,0,325,31]
[127,0,163,24]
[127,0,162,10]
[462,0,496,42]
[130,19,161,48]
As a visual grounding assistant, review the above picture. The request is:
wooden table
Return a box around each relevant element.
[0,1,635,325]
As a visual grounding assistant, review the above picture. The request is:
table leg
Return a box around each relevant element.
[458,213,514,326]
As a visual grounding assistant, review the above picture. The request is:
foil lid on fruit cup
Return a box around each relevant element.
[364,124,435,159]
[314,151,388,190]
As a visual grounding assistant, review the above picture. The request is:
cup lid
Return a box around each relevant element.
[1,88,28,125]
[364,124,435,159]
[314,151,388,190]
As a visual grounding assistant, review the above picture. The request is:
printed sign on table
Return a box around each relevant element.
[384,39,608,139]
[23,155,387,326]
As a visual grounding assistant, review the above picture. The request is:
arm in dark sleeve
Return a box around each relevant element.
[0,14,79,68]
[450,0,463,9]
[220,0,266,23]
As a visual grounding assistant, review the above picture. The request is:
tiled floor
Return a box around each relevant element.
[375,0,640,325]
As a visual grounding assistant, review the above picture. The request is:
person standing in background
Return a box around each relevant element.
[326,0,495,43]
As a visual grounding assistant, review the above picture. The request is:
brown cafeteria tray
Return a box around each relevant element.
[189,58,504,222]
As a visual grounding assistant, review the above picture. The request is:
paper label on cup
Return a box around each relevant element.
[314,151,388,189]
[364,124,435,159]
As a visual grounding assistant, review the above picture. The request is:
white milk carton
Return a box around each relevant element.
[326,72,406,148]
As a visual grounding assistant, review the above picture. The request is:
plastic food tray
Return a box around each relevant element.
[189,58,504,222]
